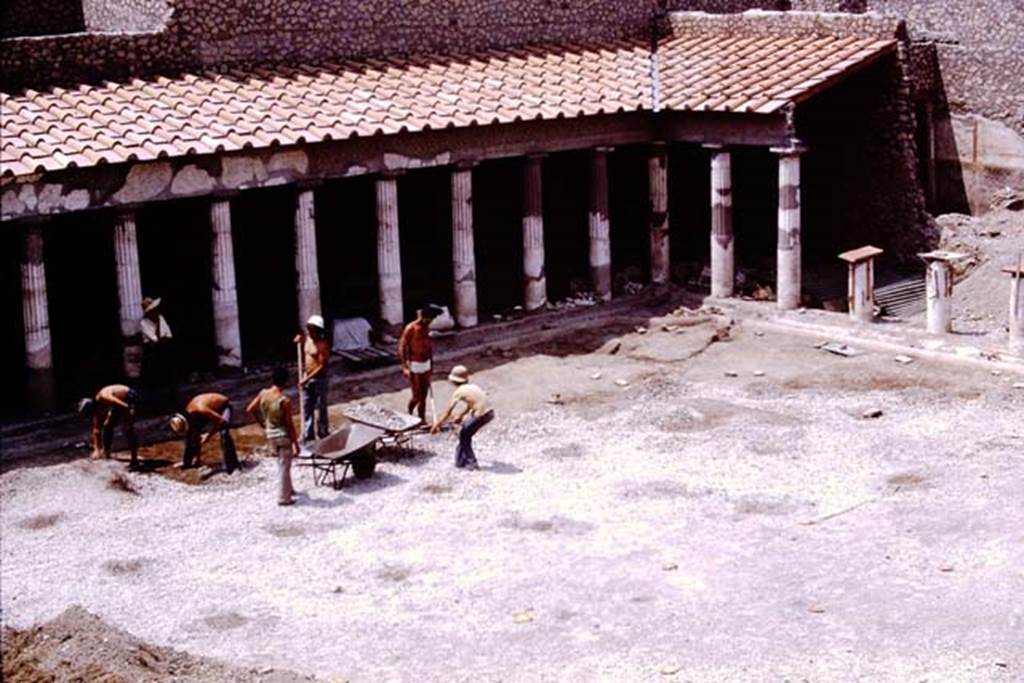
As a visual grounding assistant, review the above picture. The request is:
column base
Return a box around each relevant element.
[26,368,56,414]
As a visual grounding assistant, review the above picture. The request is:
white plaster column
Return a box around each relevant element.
[774,145,805,310]
[113,211,144,378]
[648,143,670,285]
[210,199,243,368]
[375,175,404,327]
[589,147,612,301]
[21,222,55,410]
[922,256,954,334]
[708,145,734,298]
[294,188,322,329]
[1005,263,1023,354]
[452,163,478,328]
[522,154,547,311]
[21,223,52,371]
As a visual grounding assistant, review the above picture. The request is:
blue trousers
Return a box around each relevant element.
[456,410,494,469]
[302,376,329,441]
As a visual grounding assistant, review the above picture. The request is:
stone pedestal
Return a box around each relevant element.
[522,155,547,311]
[375,176,404,327]
[920,250,966,335]
[839,245,884,323]
[774,145,804,310]
[210,199,243,368]
[1004,262,1024,354]
[21,223,55,411]
[589,148,612,301]
[708,146,734,298]
[648,143,670,285]
[113,212,144,378]
[294,188,322,328]
[451,164,478,328]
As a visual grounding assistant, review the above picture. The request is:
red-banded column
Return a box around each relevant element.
[707,145,734,298]
[773,144,805,310]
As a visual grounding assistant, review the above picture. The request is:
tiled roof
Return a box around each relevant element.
[658,32,895,114]
[0,30,895,178]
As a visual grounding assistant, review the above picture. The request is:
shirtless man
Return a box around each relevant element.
[169,392,239,473]
[77,384,140,469]
[294,315,331,442]
[398,306,441,423]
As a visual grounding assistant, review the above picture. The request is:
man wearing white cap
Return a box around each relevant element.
[431,365,494,470]
[294,315,331,442]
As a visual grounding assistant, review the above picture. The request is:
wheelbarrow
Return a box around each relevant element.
[296,420,386,489]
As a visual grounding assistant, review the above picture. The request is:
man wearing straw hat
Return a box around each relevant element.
[431,365,494,470]
[169,392,239,473]
[294,315,331,442]
[141,296,174,403]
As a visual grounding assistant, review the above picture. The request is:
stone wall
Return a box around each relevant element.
[82,0,172,33]
[1,0,663,92]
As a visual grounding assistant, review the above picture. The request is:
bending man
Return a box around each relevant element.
[398,306,441,423]
[77,384,140,470]
[431,365,494,470]
[169,392,239,473]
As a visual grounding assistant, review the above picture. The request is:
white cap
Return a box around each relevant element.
[307,314,325,329]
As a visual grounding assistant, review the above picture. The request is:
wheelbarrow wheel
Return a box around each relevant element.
[352,451,377,480]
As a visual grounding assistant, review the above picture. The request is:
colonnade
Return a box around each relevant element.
[16,143,809,388]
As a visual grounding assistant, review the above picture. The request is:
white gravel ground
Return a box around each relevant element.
[2,324,1023,682]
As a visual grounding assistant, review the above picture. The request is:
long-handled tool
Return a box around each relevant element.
[428,382,438,426]
[296,336,306,435]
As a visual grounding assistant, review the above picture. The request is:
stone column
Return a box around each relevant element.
[21,222,55,410]
[919,251,966,335]
[375,175,404,327]
[708,145,734,298]
[452,162,478,328]
[589,147,612,301]
[522,154,547,311]
[113,212,144,378]
[294,188,322,329]
[648,143,670,285]
[773,145,805,310]
[1004,261,1023,354]
[210,199,243,368]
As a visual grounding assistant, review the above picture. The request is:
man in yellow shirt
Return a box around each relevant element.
[431,365,494,470]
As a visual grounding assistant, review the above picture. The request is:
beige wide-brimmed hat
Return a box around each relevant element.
[169,413,189,435]
[142,297,162,314]
[448,365,470,384]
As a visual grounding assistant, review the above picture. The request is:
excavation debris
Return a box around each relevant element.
[0,606,319,683]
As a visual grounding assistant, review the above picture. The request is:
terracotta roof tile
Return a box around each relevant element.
[1,27,894,178]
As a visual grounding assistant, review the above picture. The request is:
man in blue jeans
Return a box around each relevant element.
[431,365,494,470]
[295,315,331,442]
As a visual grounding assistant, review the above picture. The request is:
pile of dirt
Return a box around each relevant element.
[930,187,1024,336]
[1,606,319,683]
